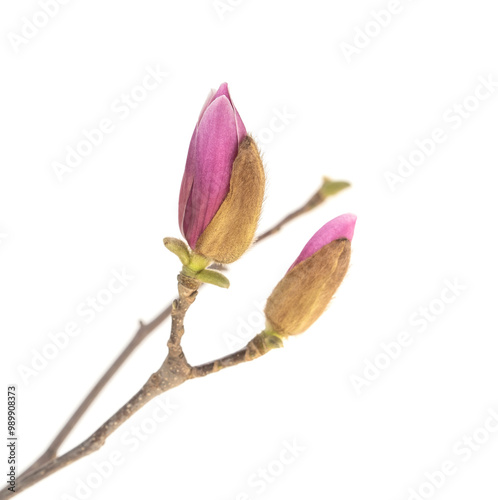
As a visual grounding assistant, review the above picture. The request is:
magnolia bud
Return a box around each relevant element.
[178,83,265,264]
[265,214,356,337]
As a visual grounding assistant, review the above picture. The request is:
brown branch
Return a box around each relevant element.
[16,309,171,481]
[11,176,349,490]
[11,381,163,497]
[6,288,284,497]
[4,274,201,498]
[15,306,172,482]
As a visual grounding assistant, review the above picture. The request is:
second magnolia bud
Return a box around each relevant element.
[265,214,355,337]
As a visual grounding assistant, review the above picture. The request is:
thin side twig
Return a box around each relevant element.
[16,310,171,480]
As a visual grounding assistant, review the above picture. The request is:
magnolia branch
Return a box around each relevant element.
[6,275,280,497]
[8,277,198,497]
[3,177,349,499]
[16,308,172,481]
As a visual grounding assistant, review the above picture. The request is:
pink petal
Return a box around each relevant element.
[212,82,230,101]
[182,96,238,247]
[197,88,217,121]
[178,83,248,248]
[178,126,197,233]
[179,87,219,233]
[213,83,246,142]
[233,106,246,144]
[289,214,357,271]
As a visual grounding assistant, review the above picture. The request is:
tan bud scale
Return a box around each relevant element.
[195,136,265,264]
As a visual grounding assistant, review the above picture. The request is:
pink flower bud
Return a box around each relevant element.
[178,83,247,250]
[265,214,356,336]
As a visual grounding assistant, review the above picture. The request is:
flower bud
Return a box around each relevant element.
[178,83,265,264]
[264,214,356,337]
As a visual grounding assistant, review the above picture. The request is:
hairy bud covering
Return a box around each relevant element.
[195,136,265,263]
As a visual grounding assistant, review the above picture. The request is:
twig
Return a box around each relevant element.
[6,280,281,497]
[189,331,281,378]
[10,177,349,491]
[255,178,350,242]
[15,306,173,482]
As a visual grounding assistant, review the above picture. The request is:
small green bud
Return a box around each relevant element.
[195,269,230,288]
[320,177,351,198]
[163,237,191,265]
[248,330,285,358]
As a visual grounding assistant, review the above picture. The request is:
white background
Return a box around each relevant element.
[1,1,498,499]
